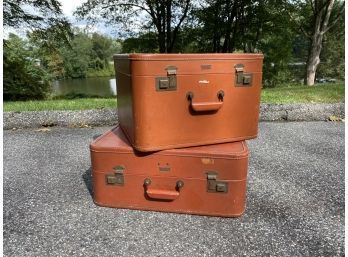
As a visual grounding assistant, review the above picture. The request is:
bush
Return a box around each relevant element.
[3,34,51,101]
[51,92,107,99]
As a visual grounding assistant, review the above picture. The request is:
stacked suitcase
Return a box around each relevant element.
[90,54,263,217]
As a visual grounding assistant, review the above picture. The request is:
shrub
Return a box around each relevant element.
[3,34,51,101]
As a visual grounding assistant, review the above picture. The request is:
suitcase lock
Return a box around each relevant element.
[206,172,228,193]
[105,165,125,186]
[155,66,177,91]
[235,64,252,86]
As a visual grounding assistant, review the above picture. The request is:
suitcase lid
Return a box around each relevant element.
[90,126,248,159]
[114,53,263,61]
[113,53,263,76]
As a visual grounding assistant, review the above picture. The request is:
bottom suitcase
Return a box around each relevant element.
[90,126,249,217]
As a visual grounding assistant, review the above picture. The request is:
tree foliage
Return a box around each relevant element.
[60,32,94,79]
[4,0,64,27]
[34,28,120,79]
[91,33,114,69]
[194,0,264,53]
[28,28,120,79]
[75,0,192,53]
[316,9,345,80]
[4,34,51,101]
[122,32,159,53]
[4,26,120,101]
[191,0,295,86]
[287,0,345,85]
[4,0,72,50]
[3,0,345,102]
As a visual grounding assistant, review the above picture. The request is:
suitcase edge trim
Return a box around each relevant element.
[113,53,264,61]
[93,199,246,218]
[90,126,250,159]
[121,123,251,154]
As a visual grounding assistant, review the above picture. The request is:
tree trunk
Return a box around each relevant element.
[166,0,172,52]
[161,3,166,53]
[147,0,190,53]
[305,0,335,86]
[221,0,237,53]
[158,32,166,53]
[306,34,323,86]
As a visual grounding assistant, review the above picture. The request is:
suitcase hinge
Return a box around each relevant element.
[106,165,125,186]
[235,64,252,86]
[206,171,228,193]
[155,66,177,91]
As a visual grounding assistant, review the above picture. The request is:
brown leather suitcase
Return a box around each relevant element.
[114,53,263,152]
[90,126,249,217]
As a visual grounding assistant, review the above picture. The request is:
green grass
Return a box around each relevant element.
[86,67,115,78]
[261,83,344,104]
[3,82,344,112]
[4,98,117,112]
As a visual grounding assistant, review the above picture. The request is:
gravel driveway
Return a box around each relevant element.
[4,122,344,256]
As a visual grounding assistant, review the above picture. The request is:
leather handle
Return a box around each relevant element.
[191,102,223,112]
[144,179,184,201]
[146,188,180,200]
[187,90,224,112]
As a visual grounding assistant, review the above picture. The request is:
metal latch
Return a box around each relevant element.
[105,165,125,186]
[155,66,177,91]
[235,64,252,87]
[206,171,228,193]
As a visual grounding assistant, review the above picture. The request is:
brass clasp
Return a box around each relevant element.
[105,165,125,186]
[155,66,177,91]
[206,171,228,193]
[235,64,252,86]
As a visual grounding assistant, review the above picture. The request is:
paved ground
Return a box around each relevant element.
[4,122,344,256]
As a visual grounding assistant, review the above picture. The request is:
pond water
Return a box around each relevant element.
[51,77,117,97]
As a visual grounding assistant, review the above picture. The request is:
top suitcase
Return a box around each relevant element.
[114,53,263,152]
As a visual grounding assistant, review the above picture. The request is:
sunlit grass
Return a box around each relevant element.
[4,98,117,112]
[4,82,344,112]
[261,83,344,104]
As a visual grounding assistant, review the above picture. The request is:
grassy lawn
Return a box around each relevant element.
[4,98,117,112]
[261,83,344,104]
[3,83,344,112]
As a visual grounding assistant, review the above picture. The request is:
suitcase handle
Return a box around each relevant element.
[144,178,184,201]
[187,90,224,112]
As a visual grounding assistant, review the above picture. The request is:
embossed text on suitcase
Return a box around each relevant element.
[113,53,264,152]
[90,126,249,217]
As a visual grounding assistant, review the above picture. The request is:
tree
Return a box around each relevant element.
[60,32,94,78]
[194,0,292,53]
[4,0,70,35]
[75,0,192,53]
[4,0,72,53]
[194,0,295,86]
[29,27,119,79]
[121,32,159,53]
[4,0,63,27]
[4,34,51,100]
[316,11,344,80]
[28,23,74,79]
[194,0,237,53]
[288,0,344,85]
[4,0,72,92]
[91,33,113,68]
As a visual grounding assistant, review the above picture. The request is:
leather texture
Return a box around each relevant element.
[90,126,249,217]
[113,53,263,152]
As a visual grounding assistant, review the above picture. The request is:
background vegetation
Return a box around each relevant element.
[3,0,345,104]
[4,30,121,100]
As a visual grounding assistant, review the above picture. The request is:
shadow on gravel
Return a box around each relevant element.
[82,168,93,198]
[92,134,103,140]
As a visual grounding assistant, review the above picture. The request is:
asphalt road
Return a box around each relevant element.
[4,122,345,257]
